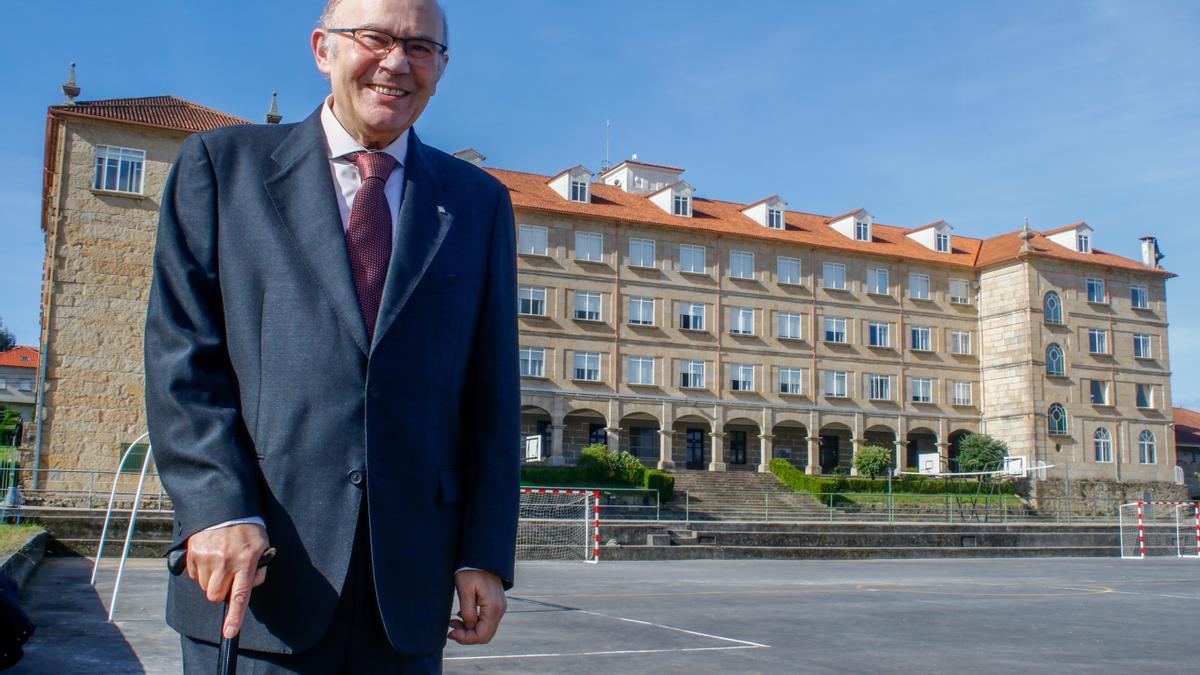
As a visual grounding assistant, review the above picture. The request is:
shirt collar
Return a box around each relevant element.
[320,95,408,167]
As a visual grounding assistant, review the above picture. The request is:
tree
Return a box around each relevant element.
[956,433,1008,473]
[853,445,893,479]
[0,319,14,352]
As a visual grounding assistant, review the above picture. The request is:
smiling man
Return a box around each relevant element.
[144,0,520,672]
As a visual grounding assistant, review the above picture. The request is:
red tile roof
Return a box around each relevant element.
[49,96,251,134]
[1174,408,1200,448]
[1041,221,1088,236]
[974,227,1169,276]
[0,346,39,369]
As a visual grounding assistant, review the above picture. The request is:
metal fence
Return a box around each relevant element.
[0,465,171,520]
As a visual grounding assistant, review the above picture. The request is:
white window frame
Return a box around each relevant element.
[680,360,706,389]
[1089,379,1110,406]
[731,364,755,392]
[768,207,784,229]
[1088,328,1108,354]
[777,257,802,285]
[18,380,31,393]
[779,367,805,395]
[868,321,890,348]
[518,286,547,316]
[1086,278,1107,304]
[672,193,692,217]
[1133,333,1152,359]
[570,178,590,203]
[910,326,932,352]
[868,374,892,401]
[575,232,603,262]
[730,307,755,336]
[1077,233,1091,253]
[854,220,870,242]
[949,330,972,355]
[93,145,146,194]
[1094,428,1112,463]
[823,262,847,290]
[1130,284,1149,309]
[573,351,601,382]
[1046,343,1066,376]
[1138,430,1156,464]
[909,273,931,300]
[628,356,655,386]
[1048,404,1068,436]
[867,267,889,295]
[823,317,848,344]
[629,238,657,268]
[1136,383,1154,409]
[730,250,755,280]
[949,278,970,305]
[823,370,848,398]
[911,377,932,404]
[679,244,706,274]
[778,312,802,340]
[952,381,972,406]
[628,296,655,326]
[1044,291,1064,324]
[574,291,602,321]
[680,303,706,331]
[0,378,5,390]
[518,224,549,256]
[936,232,951,253]
[520,347,545,377]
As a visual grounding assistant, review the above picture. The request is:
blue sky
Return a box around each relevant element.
[2,1,1198,405]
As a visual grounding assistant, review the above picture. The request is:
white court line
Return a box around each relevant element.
[572,607,769,648]
[446,645,760,662]
[1106,590,1200,601]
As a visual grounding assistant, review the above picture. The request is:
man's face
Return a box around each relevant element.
[312,0,448,148]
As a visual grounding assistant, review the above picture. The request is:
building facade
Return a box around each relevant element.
[0,346,39,446]
[1173,407,1200,498]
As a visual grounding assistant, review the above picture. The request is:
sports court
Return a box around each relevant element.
[17,556,1199,673]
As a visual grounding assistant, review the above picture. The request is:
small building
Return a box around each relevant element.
[1173,407,1200,498]
[0,346,39,446]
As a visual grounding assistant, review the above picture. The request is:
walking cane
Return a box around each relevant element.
[168,547,277,675]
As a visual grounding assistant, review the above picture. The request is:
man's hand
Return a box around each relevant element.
[448,569,507,645]
[185,522,269,639]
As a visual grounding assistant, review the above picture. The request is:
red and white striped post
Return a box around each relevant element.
[1193,501,1199,558]
[1137,501,1146,559]
[519,487,601,563]
[593,490,601,563]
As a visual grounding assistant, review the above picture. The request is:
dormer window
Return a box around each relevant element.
[936,232,951,253]
[570,178,589,203]
[1077,232,1091,253]
[547,165,595,203]
[650,181,696,217]
[768,208,784,229]
[1045,222,1093,253]
[742,195,788,230]
[673,193,691,216]
[855,220,871,242]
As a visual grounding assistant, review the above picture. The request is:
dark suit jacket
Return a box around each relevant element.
[144,107,520,654]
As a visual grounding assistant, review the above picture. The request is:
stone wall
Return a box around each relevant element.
[1027,477,1189,515]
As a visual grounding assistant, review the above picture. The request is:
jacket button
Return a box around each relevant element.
[348,470,364,486]
[368,385,382,399]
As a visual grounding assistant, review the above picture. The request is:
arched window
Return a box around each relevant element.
[1046,343,1065,377]
[1044,292,1063,324]
[1138,430,1156,464]
[1047,404,1068,436]
[1093,428,1112,462]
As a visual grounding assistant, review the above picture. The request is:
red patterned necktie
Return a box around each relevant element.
[343,151,398,340]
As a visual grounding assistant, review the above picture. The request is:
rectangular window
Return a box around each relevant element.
[0,378,5,390]
[949,278,970,304]
[575,232,603,262]
[1090,379,1110,406]
[867,268,889,295]
[518,224,548,256]
[680,244,706,273]
[730,251,755,280]
[672,193,691,216]
[910,326,932,352]
[778,312,802,340]
[768,208,785,229]
[779,367,805,395]
[628,356,655,385]
[1088,328,1108,354]
[952,381,972,406]
[1077,233,1091,253]
[1136,383,1153,409]
[823,317,848,344]
[628,296,655,326]
[629,238,656,268]
[518,286,546,316]
[1130,284,1149,309]
[911,377,932,404]
[731,307,754,335]
[93,145,146,194]
[868,374,892,401]
[573,352,601,381]
[777,257,802,285]
[823,262,847,290]
[868,321,891,348]
[519,347,545,377]
[855,220,870,241]
[1086,278,1107,304]
[936,232,951,253]
[680,360,706,389]
[680,303,706,331]
[18,380,31,392]
[823,371,848,398]
[1133,333,1152,359]
[950,330,972,355]
[570,178,589,203]
[731,364,754,392]
[574,291,602,321]
[909,273,931,300]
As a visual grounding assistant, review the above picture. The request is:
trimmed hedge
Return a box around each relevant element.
[520,458,675,502]
[643,469,674,501]
[769,458,1015,495]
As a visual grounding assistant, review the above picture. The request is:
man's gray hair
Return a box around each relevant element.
[319,0,450,51]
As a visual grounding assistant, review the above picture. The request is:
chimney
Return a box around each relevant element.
[1139,236,1162,268]
[265,92,282,125]
[62,62,80,104]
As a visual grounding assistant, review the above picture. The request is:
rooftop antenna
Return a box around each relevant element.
[600,119,611,174]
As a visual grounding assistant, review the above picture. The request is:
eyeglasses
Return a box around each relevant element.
[327,27,447,60]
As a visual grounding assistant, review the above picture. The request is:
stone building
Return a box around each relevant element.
[0,346,39,446]
[1173,407,1200,498]
[32,84,1177,489]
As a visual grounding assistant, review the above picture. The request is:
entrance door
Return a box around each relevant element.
[729,430,747,465]
[906,438,919,470]
[686,429,705,469]
[820,435,840,472]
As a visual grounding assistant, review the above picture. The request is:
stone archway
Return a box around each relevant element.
[563,407,608,465]
[863,424,898,475]
[906,426,938,472]
[723,417,761,471]
[817,423,853,474]
[773,421,808,472]
[672,415,712,470]
[948,430,973,473]
[520,405,553,463]
[620,412,662,467]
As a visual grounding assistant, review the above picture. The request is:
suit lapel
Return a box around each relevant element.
[372,131,454,352]
[264,109,371,354]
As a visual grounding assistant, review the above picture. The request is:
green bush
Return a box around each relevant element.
[853,445,892,479]
[956,433,1008,473]
[769,458,1015,495]
[643,469,675,501]
[578,443,614,483]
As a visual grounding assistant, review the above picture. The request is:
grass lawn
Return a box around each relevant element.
[0,524,43,557]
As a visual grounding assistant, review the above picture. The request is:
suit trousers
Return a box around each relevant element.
[180,502,442,674]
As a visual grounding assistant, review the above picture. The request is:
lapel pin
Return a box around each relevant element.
[437,205,448,215]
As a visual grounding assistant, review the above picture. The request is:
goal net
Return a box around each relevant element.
[518,488,599,563]
[1119,501,1200,559]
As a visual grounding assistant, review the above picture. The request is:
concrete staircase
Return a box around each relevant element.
[14,506,173,558]
[665,469,830,520]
